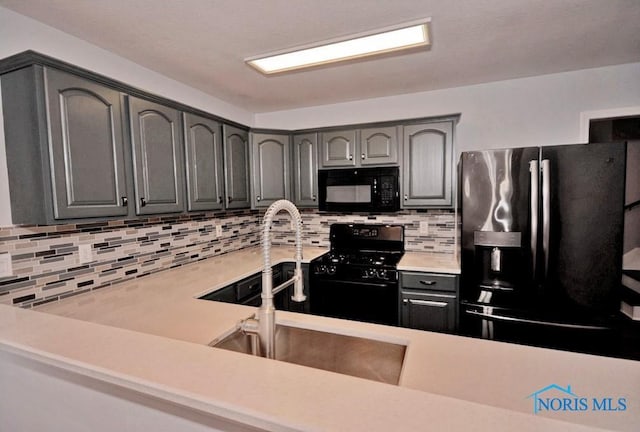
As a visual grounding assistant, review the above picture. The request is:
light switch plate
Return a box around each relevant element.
[215,225,222,237]
[0,253,12,277]
[419,221,429,236]
[78,244,93,264]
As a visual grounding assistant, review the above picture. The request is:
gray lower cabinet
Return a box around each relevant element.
[400,271,458,333]
[128,96,185,215]
[1,65,129,223]
[250,132,291,208]
[360,126,399,165]
[199,263,310,313]
[402,121,454,208]
[183,113,224,211]
[223,125,251,209]
[320,129,357,167]
[292,133,318,207]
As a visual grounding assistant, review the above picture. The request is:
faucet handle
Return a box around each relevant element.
[239,316,259,335]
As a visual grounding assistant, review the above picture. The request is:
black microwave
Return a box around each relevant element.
[318,167,400,212]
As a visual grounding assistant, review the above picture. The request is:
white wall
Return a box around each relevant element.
[0,7,253,125]
[254,62,640,154]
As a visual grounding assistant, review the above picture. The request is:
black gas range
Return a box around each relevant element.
[310,223,404,326]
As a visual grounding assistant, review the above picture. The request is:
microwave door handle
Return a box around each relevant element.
[529,160,539,278]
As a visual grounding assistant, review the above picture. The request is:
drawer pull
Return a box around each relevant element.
[404,299,447,308]
[419,280,436,286]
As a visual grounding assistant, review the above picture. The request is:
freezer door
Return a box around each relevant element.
[541,142,626,311]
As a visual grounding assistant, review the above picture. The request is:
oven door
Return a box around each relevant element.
[310,277,399,326]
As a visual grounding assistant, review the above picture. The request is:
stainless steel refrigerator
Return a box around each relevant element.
[460,142,626,355]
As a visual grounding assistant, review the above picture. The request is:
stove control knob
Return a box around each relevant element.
[377,269,387,280]
[327,265,337,275]
[315,265,327,274]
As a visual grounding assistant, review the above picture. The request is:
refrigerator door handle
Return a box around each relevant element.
[529,160,539,277]
[465,309,610,330]
[541,159,551,280]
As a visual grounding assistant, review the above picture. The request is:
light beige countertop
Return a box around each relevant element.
[1,245,638,431]
[398,251,460,274]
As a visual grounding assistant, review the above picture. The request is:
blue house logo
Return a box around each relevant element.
[527,384,627,414]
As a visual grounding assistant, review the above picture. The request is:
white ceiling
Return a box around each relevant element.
[1,0,639,113]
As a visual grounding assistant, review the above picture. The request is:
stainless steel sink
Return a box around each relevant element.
[211,324,406,385]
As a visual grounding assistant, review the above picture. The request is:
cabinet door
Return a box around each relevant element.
[402,121,453,207]
[128,96,185,215]
[360,126,399,165]
[45,68,128,219]
[183,113,224,211]
[320,129,357,167]
[222,125,251,209]
[401,291,456,333]
[292,133,318,207]
[251,132,290,208]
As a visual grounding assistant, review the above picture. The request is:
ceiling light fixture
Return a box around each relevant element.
[246,19,431,75]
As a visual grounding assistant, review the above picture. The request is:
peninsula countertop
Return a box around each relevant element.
[1,246,638,432]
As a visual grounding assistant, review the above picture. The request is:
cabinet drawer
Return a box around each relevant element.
[236,274,262,301]
[400,272,457,292]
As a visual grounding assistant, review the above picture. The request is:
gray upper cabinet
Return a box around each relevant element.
[320,127,399,168]
[223,125,251,209]
[45,68,129,219]
[292,133,318,207]
[402,121,454,208]
[0,65,129,224]
[183,113,224,211]
[320,129,357,167]
[251,132,290,208]
[359,126,399,165]
[128,96,185,215]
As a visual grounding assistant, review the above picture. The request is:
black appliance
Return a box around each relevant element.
[460,142,626,356]
[310,223,404,325]
[318,167,400,212]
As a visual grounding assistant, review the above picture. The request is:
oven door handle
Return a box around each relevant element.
[314,279,392,289]
[464,309,610,330]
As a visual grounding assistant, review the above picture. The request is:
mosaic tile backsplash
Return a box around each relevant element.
[0,210,261,308]
[269,209,457,254]
[0,208,456,308]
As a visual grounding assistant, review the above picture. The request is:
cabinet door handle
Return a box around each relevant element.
[120,196,128,207]
[419,280,436,286]
[140,197,147,207]
[256,195,261,202]
[348,154,353,161]
[218,196,223,204]
[404,194,408,201]
[312,195,317,201]
[361,153,365,160]
[404,299,447,308]
[227,196,233,204]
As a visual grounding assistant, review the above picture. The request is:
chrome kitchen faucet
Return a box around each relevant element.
[240,200,306,359]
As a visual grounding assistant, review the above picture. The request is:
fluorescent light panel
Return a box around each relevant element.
[246,20,430,74]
